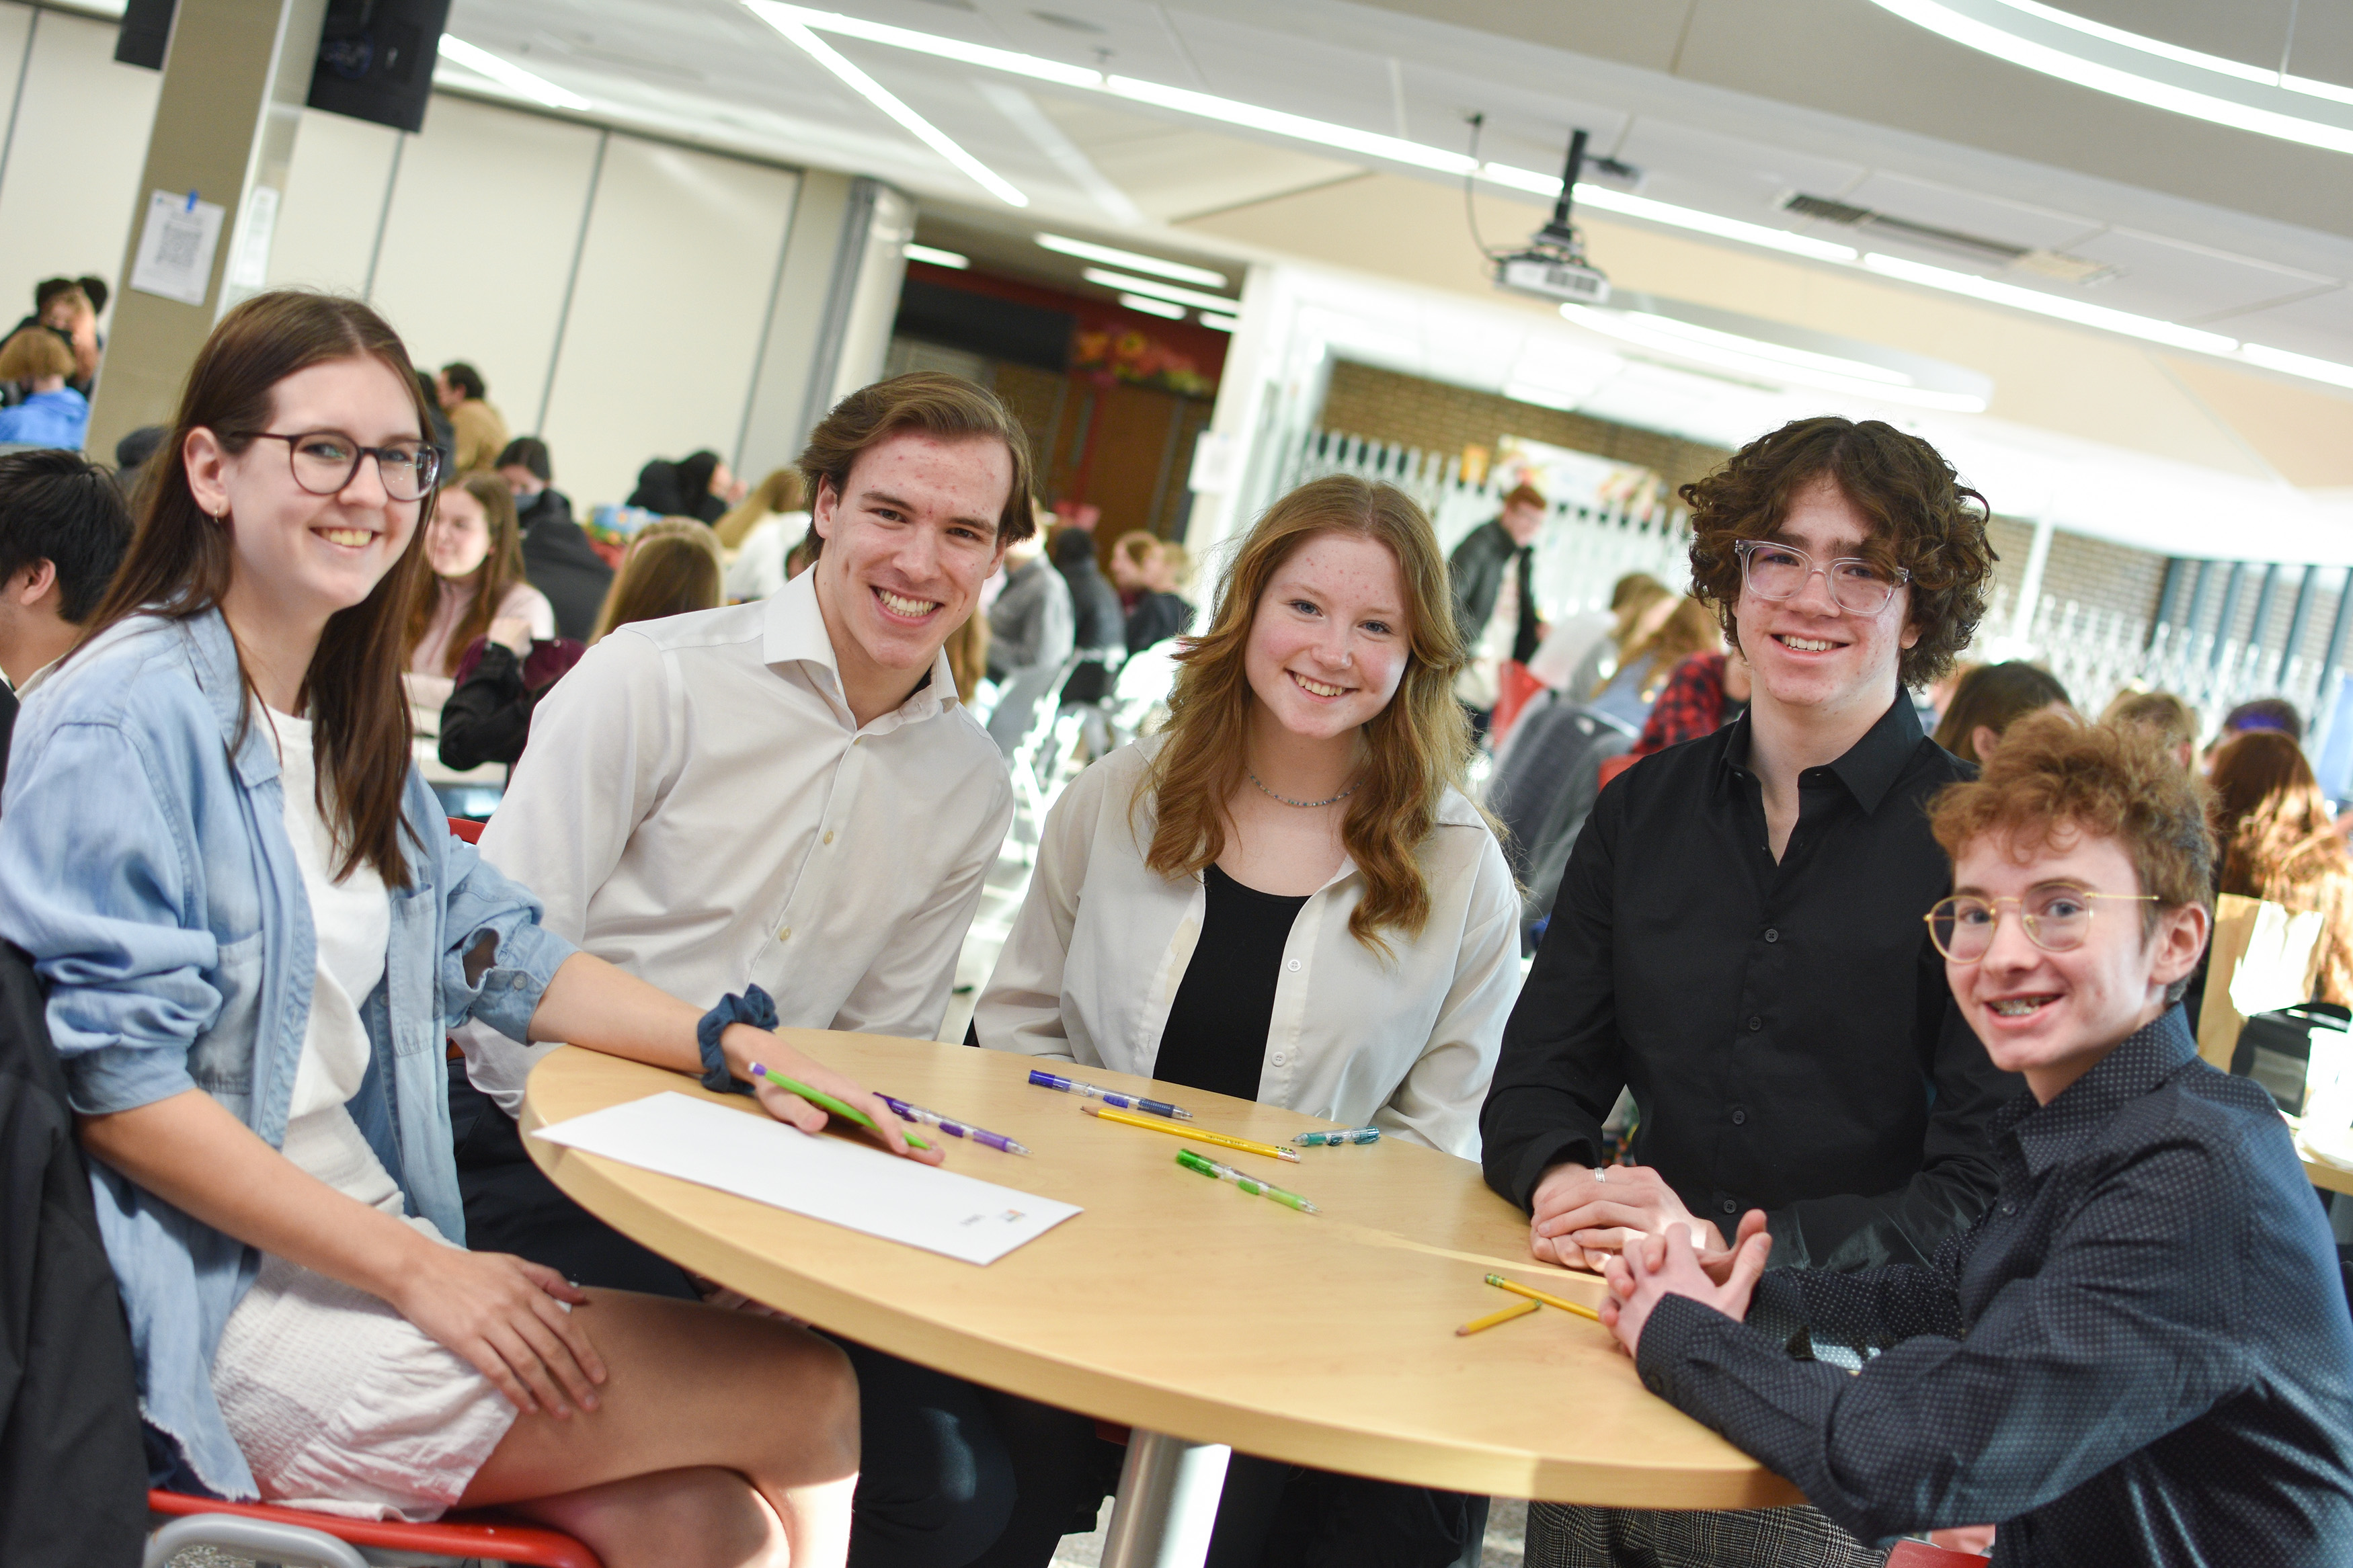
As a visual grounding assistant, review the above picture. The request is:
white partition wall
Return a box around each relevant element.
[0,5,160,331]
[266,108,401,297]
[366,96,604,440]
[538,135,798,511]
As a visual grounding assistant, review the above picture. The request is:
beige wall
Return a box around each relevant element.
[0,4,806,507]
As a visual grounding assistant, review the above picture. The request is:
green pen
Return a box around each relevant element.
[750,1062,933,1151]
[1176,1149,1318,1213]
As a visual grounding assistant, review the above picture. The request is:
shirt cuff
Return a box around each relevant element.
[1634,1290,1741,1411]
[459,918,577,1041]
[63,1045,197,1118]
[1507,1128,1603,1211]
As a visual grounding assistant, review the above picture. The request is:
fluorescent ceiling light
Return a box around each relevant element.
[1080,267,1238,313]
[746,3,2353,393]
[1117,293,1187,320]
[744,5,1029,206]
[1039,234,1226,288]
[904,243,970,268]
[437,36,592,112]
[1562,304,1989,411]
[1865,0,2353,155]
[1860,252,2237,352]
[1198,313,1238,332]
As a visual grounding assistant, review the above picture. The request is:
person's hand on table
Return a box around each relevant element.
[387,1242,604,1417]
[1531,1161,1725,1272]
[723,1023,945,1165]
[1599,1219,1771,1360]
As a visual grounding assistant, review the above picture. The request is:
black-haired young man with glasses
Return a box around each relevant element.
[1481,416,2020,1568]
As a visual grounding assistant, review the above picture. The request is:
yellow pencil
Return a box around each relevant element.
[1453,1298,1540,1336]
[1484,1273,1603,1323]
[1082,1104,1302,1162]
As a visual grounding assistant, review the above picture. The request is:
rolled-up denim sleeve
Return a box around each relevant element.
[0,720,220,1114]
[431,817,577,1041]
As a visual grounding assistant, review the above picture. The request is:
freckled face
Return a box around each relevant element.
[1243,531,1411,741]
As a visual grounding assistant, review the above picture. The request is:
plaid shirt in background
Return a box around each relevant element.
[1632,650,1734,757]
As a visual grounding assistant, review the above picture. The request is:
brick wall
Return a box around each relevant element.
[1316,360,1732,501]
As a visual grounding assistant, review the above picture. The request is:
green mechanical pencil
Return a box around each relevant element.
[1175,1148,1318,1213]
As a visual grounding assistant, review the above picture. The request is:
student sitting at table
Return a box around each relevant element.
[0,290,940,1567]
[1601,712,2353,1565]
[456,370,1031,1568]
[971,473,1521,1568]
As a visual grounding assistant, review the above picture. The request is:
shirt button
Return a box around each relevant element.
[777,927,792,942]
[1730,1108,1747,1126]
[1286,959,1301,972]
[1643,1374,1663,1393]
[1747,1016,1762,1032]
[1271,1052,1287,1065]
[1763,927,1779,943]
[1719,1198,1738,1215]
[824,830,835,845]
[2001,1202,2016,1216]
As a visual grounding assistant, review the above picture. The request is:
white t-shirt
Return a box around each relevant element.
[261,704,401,1208]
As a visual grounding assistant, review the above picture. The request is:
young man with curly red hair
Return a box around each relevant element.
[1605,712,2353,1564]
[1483,415,2019,1566]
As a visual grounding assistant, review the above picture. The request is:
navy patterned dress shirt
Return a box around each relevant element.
[1636,1005,2353,1565]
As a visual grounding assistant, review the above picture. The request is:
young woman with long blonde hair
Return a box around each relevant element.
[969,473,1519,1568]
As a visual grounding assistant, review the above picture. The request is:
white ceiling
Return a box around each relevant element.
[436,0,2353,373]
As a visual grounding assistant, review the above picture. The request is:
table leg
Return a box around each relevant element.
[1099,1429,1232,1568]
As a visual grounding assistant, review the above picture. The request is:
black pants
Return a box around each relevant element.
[963,1396,1484,1568]
[448,1061,1014,1568]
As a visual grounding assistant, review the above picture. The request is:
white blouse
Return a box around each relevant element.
[973,739,1520,1157]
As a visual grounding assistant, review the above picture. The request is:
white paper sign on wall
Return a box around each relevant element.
[130,190,225,308]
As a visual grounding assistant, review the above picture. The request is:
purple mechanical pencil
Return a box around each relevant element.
[876,1094,1032,1155]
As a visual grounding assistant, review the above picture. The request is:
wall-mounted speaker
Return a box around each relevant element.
[114,0,454,135]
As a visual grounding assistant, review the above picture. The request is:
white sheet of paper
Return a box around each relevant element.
[532,1091,1080,1266]
[130,190,225,306]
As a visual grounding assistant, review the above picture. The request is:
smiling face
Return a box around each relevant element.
[1736,476,1919,726]
[1243,530,1411,744]
[809,429,1012,712]
[188,355,426,635]
[425,482,492,583]
[1947,827,2207,1102]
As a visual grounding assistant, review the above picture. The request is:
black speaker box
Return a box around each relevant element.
[114,0,452,135]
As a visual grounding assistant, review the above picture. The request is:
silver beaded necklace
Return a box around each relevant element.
[1247,769,1359,809]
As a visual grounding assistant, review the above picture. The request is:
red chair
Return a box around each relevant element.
[1886,1540,1991,1566]
[147,1489,599,1567]
[448,815,486,843]
[1596,753,1638,791]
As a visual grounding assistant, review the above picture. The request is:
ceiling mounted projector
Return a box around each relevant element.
[1492,128,1620,308]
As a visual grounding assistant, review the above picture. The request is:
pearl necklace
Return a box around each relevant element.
[1248,769,1359,809]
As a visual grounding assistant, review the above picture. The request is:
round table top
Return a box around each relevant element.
[523,1037,1803,1510]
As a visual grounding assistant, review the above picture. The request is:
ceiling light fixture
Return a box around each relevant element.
[904,243,970,268]
[1864,0,2353,155]
[1561,300,1991,412]
[745,3,2353,393]
[744,4,1030,206]
[1117,293,1187,320]
[1037,233,1227,287]
[1080,267,1238,313]
[437,36,592,112]
[1198,313,1239,332]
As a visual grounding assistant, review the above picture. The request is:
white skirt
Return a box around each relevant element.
[210,1111,519,1521]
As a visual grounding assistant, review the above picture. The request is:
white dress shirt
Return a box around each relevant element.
[973,739,1519,1157]
[460,569,1014,1112]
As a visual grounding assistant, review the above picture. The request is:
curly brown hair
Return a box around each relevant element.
[1682,416,1995,690]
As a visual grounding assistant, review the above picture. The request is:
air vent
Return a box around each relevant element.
[1030,9,1107,32]
[1780,192,2026,264]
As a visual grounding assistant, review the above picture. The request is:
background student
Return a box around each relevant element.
[455,371,1033,1568]
[403,472,554,711]
[1602,714,2353,1565]
[495,436,611,643]
[0,448,132,790]
[1482,416,2019,1568]
[0,290,932,1567]
[973,473,1520,1568]
[1929,659,2075,768]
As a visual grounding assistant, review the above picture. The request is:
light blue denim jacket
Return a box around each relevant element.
[0,608,576,1499]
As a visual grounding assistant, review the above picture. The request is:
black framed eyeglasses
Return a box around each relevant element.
[243,430,440,501]
[1925,889,2158,963]
[1734,537,1911,615]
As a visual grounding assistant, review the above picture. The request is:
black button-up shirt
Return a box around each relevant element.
[1638,1007,2353,1563]
[1481,695,2017,1270]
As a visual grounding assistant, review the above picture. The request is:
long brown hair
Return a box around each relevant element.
[591,518,723,641]
[1140,475,1477,953]
[715,466,807,549]
[1931,660,2073,766]
[2207,730,2353,1005]
[1593,595,1717,701]
[79,290,437,887]
[405,471,526,676]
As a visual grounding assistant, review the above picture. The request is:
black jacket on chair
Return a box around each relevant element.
[0,942,145,1566]
[515,488,614,644]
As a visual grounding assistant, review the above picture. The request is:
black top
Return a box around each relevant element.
[1639,1007,2353,1564]
[515,488,614,644]
[1125,591,1193,655]
[1153,864,1312,1102]
[1480,694,2018,1271]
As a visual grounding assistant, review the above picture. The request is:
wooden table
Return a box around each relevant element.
[524,1036,1799,1566]
[2305,1156,2353,1198]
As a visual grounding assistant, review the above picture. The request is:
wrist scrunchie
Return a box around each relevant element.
[696,983,778,1096]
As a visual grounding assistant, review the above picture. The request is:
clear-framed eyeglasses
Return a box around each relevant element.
[243,430,440,501]
[1924,889,2158,963]
[1733,537,1911,616]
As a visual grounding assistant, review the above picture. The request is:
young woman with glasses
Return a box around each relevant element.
[0,291,936,1567]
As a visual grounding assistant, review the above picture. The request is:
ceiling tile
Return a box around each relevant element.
[2202,286,2353,364]
[2057,227,2337,323]
[2059,0,2293,77]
